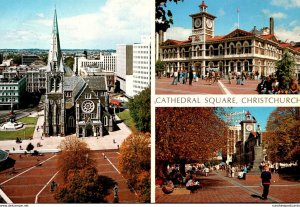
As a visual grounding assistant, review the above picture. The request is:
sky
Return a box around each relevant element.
[0,0,152,49]
[223,107,276,131]
[165,0,300,42]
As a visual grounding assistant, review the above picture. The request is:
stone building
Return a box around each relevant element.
[43,10,114,138]
[160,1,300,80]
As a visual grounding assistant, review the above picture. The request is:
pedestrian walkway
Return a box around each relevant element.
[156,171,300,203]
[156,77,260,95]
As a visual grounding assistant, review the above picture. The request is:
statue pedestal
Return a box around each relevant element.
[250,146,263,174]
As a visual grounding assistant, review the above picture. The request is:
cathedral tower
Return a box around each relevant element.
[44,9,65,137]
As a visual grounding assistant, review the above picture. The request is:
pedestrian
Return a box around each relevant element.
[171,70,178,85]
[204,166,209,177]
[243,165,248,180]
[189,69,193,85]
[261,165,271,200]
[113,184,119,203]
[231,166,235,178]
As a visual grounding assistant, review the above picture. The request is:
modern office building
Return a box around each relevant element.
[0,75,26,109]
[73,52,116,76]
[132,35,151,96]
[116,45,133,96]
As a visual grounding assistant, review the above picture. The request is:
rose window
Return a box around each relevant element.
[81,100,95,113]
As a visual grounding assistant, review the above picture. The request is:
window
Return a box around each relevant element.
[103,116,108,126]
[85,93,91,99]
[65,91,72,97]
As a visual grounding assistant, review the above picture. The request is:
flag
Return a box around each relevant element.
[237,7,240,13]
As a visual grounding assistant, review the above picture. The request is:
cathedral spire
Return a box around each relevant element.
[47,9,64,73]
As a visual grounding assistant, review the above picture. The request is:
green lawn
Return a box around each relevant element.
[18,117,38,125]
[117,110,136,131]
[0,127,35,140]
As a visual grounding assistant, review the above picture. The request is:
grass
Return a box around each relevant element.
[117,110,136,131]
[18,117,38,125]
[0,127,35,140]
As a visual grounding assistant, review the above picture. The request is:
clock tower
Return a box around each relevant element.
[190,1,216,44]
[240,111,256,145]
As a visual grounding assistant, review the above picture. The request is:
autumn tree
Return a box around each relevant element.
[58,135,94,180]
[156,107,228,176]
[118,132,150,203]
[265,107,300,164]
[275,50,296,83]
[55,166,116,203]
[128,88,151,132]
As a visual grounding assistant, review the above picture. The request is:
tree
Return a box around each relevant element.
[155,60,165,75]
[275,50,296,83]
[26,143,34,151]
[128,88,151,132]
[55,166,116,203]
[118,132,150,202]
[156,0,183,33]
[7,53,22,65]
[58,135,94,180]
[265,107,300,164]
[64,56,74,69]
[155,107,228,175]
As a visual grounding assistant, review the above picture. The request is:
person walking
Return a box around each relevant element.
[242,165,248,180]
[261,165,272,200]
[171,70,178,85]
[189,69,193,85]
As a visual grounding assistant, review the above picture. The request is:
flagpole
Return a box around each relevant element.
[237,7,240,29]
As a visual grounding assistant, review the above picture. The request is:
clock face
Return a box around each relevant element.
[81,100,95,113]
[246,124,253,132]
[194,18,202,28]
[206,19,213,29]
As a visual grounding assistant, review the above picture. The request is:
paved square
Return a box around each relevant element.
[0,151,137,203]
[156,77,260,95]
[155,171,300,203]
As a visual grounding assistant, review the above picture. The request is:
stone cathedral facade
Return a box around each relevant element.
[43,10,115,138]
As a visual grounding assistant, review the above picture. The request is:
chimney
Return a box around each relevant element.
[270,17,274,35]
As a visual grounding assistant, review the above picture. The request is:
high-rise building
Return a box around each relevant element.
[132,35,151,96]
[116,45,133,96]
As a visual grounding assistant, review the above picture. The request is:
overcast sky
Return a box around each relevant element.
[165,0,300,42]
[0,0,152,49]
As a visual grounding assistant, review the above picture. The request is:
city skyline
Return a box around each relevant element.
[0,0,151,49]
[165,0,300,42]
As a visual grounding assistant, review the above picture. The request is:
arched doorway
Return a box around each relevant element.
[85,124,93,137]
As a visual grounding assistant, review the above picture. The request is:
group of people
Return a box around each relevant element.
[226,164,249,180]
[158,163,212,194]
[257,76,299,94]
[171,69,198,85]
[228,70,248,85]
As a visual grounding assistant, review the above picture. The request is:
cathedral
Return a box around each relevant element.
[43,10,115,138]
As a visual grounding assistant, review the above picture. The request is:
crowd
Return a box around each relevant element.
[257,76,299,94]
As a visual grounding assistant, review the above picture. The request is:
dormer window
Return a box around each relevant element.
[65,91,72,97]
[85,93,91,99]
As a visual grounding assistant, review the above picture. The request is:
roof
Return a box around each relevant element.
[0,150,9,162]
[293,47,300,51]
[83,76,107,91]
[64,76,85,91]
[163,38,192,46]
[200,1,207,8]
[110,99,122,106]
[280,43,291,48]
[207,36,224,41]
[223,29,254,39]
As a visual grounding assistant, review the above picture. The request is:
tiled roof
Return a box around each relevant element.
[207,36,224,41]
[293,47,300,51]
[164,39,192,45]
[280,43,291,47]
[83,76,107,91]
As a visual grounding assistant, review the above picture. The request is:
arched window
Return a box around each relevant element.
[229,43,236,55]
[209,46,214,56]
[244,61,249,71]
[103,116,108,126]
[236,42,242,54]
[196,46,201,57]
[50,78,55,92]
[180,48,185,58]
[218,44,224,56]
[56,77,61,92]
[68,116,75,127]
